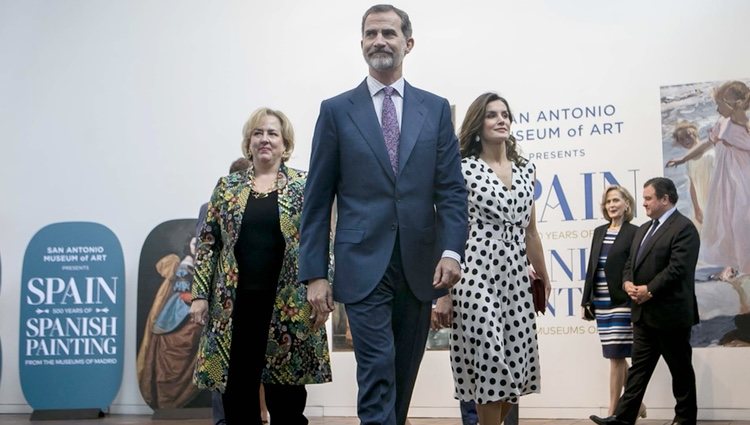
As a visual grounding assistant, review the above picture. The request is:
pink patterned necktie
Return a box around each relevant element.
[381,86,400,173]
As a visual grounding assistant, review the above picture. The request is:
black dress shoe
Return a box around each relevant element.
[589,415,628,425]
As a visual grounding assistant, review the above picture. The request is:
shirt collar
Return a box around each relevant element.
[367,75,405,98]
[652,205,677,224]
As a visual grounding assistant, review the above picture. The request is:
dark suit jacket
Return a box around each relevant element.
[623,210,700,329]
[582,221,638,307]
[299,79,468,303]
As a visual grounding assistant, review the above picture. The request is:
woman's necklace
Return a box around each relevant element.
[248,165,288,199]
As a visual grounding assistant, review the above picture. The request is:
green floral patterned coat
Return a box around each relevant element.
[191,165,331,392]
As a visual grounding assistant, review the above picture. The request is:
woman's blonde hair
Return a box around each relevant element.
[672,121,698,147]
[241,107,295,161]
[714,81,750,130]
[600,185,635,223]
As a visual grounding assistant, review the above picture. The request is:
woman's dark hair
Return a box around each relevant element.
[458,92,526,166]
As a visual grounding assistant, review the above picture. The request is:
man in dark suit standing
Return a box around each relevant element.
[299,4,468,425]
[591,177,700,425]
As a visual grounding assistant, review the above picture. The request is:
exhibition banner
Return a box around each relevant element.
[136,219,211,410]
[19,222,125,410]
[1,252,3,386]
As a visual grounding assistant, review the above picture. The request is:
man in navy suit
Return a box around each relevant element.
[299,4,468,425]
[591,177,700,425]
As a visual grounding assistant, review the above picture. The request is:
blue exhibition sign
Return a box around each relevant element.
[1,251,3,386]
[19,222,125,410]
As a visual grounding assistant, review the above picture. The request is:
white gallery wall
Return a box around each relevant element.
[1,0,749,419]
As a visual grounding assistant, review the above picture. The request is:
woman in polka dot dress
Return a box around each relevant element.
[439,92,551,425]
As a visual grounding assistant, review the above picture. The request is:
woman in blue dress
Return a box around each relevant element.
[582,185,645,418]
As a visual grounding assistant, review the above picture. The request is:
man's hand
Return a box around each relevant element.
[634,285,653,304]
[431,294,453,330]
[628,284,653,304]
[623,280,636,294]
[190,299,208,325]
[433,257,461,289]
[307,278,334,330]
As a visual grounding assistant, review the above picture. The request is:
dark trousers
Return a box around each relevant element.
[345,242,432,425]
[211,390,225,425]
[459,400,478,425]
[614,323,696,425]
[265,384,308,425]
[222,288,309,425]
[222,384,307,425]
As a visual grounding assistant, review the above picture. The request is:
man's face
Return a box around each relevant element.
[642,184,670,219]
[361,11,413,72]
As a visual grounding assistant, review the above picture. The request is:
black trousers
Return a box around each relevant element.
[265,384,308,425]
[223,382,307,425]
[614,323,697,425]
[222,288,308,425]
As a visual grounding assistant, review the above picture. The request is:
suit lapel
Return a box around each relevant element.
[633,223,650,270]
[589,226,605,269]
[635,212,678,269]
[399,82,426,174]
[347,80,396,183]
[611,223,632,252]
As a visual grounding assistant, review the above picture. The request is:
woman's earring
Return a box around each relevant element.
[475,135,480,143]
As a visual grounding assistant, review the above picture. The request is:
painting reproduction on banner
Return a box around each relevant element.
[660,78,750,348]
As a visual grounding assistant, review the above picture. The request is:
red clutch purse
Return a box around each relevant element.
[531,277,546,314]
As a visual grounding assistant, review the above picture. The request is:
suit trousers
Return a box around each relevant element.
[614,323,696,425]
[345,239,432,425]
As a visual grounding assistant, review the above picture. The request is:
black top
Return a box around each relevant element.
[234,191,286,292]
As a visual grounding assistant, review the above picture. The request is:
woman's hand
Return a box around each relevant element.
[529,267,552,302]
[190,299,208,325]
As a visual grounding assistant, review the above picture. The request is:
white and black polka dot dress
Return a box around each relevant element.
[450,156,540,404]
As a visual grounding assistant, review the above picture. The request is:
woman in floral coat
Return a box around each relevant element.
[190,107,331,425]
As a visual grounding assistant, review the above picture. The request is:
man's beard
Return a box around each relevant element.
[367,52,395,70]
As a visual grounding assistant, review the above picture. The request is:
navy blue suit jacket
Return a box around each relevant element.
[299,79,468,303]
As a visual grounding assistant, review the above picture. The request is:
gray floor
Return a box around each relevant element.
[0,416,748,425]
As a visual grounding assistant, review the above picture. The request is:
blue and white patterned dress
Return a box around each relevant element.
[592,229,633,358]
